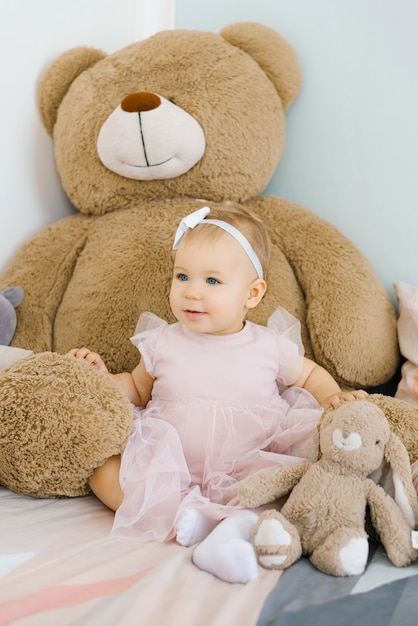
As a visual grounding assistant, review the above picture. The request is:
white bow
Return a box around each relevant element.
[173,207,210,249]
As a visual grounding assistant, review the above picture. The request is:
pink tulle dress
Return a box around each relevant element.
[112,309,323,541]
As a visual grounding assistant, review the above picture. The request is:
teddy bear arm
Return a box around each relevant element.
[366,481,417,567]
[0,215,89,352]
[238,463,311,509]
[250,196,399,388]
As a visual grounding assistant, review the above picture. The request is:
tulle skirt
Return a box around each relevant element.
[112,387,322,541]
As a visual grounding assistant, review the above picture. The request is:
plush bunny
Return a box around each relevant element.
[239,401,418,576]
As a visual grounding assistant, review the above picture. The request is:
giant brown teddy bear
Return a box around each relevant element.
[0,22,417,499]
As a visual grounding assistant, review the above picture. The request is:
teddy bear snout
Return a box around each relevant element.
[97,90,206,181]
[121,92,161,113]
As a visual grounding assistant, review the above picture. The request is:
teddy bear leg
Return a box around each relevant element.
[251,510,301,570]
[310,528,369,576]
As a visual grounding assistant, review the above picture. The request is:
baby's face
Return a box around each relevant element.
[170,231,258,335]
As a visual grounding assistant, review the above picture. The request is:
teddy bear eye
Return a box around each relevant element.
[375,439,381,445]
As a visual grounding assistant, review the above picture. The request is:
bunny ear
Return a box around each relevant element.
[384,432,418,529]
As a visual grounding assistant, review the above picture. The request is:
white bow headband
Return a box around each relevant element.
[173,207,264,279]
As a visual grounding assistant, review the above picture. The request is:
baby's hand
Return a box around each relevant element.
[67,347,109,373]
[322,389,368,408]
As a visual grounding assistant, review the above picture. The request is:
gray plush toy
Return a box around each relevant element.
[0,287,24,346]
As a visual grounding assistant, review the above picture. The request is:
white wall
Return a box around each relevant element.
[0,0,174,273]
[175,0,418,299]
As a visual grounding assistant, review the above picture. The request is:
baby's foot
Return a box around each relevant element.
[176,508,217,546]
[192,510,259,584]
[193,536,258,584]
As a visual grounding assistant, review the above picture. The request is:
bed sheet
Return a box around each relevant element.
[258,539,418,626]
[1,486,417,626]
[0,488,279,625]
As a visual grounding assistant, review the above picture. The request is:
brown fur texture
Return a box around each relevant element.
[0,352,132,497]
[368,393,418,465]
[0,23,417,498]
[240,401,418,576]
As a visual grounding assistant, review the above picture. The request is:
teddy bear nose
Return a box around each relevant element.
[121,92,161,113]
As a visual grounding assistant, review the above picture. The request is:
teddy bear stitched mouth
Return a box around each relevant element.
[124,156,173,168]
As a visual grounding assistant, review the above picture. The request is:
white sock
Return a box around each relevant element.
[176,508,218,546]
[192,510,259,584]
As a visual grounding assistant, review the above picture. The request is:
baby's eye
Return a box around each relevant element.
[207,277,220,285]
[177,273,188,281]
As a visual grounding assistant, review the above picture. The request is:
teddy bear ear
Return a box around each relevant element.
[38,47,107,135]
[220,22,302,110]
[384,431,418,529]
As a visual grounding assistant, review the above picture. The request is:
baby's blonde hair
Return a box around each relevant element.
[182,204,271,280]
